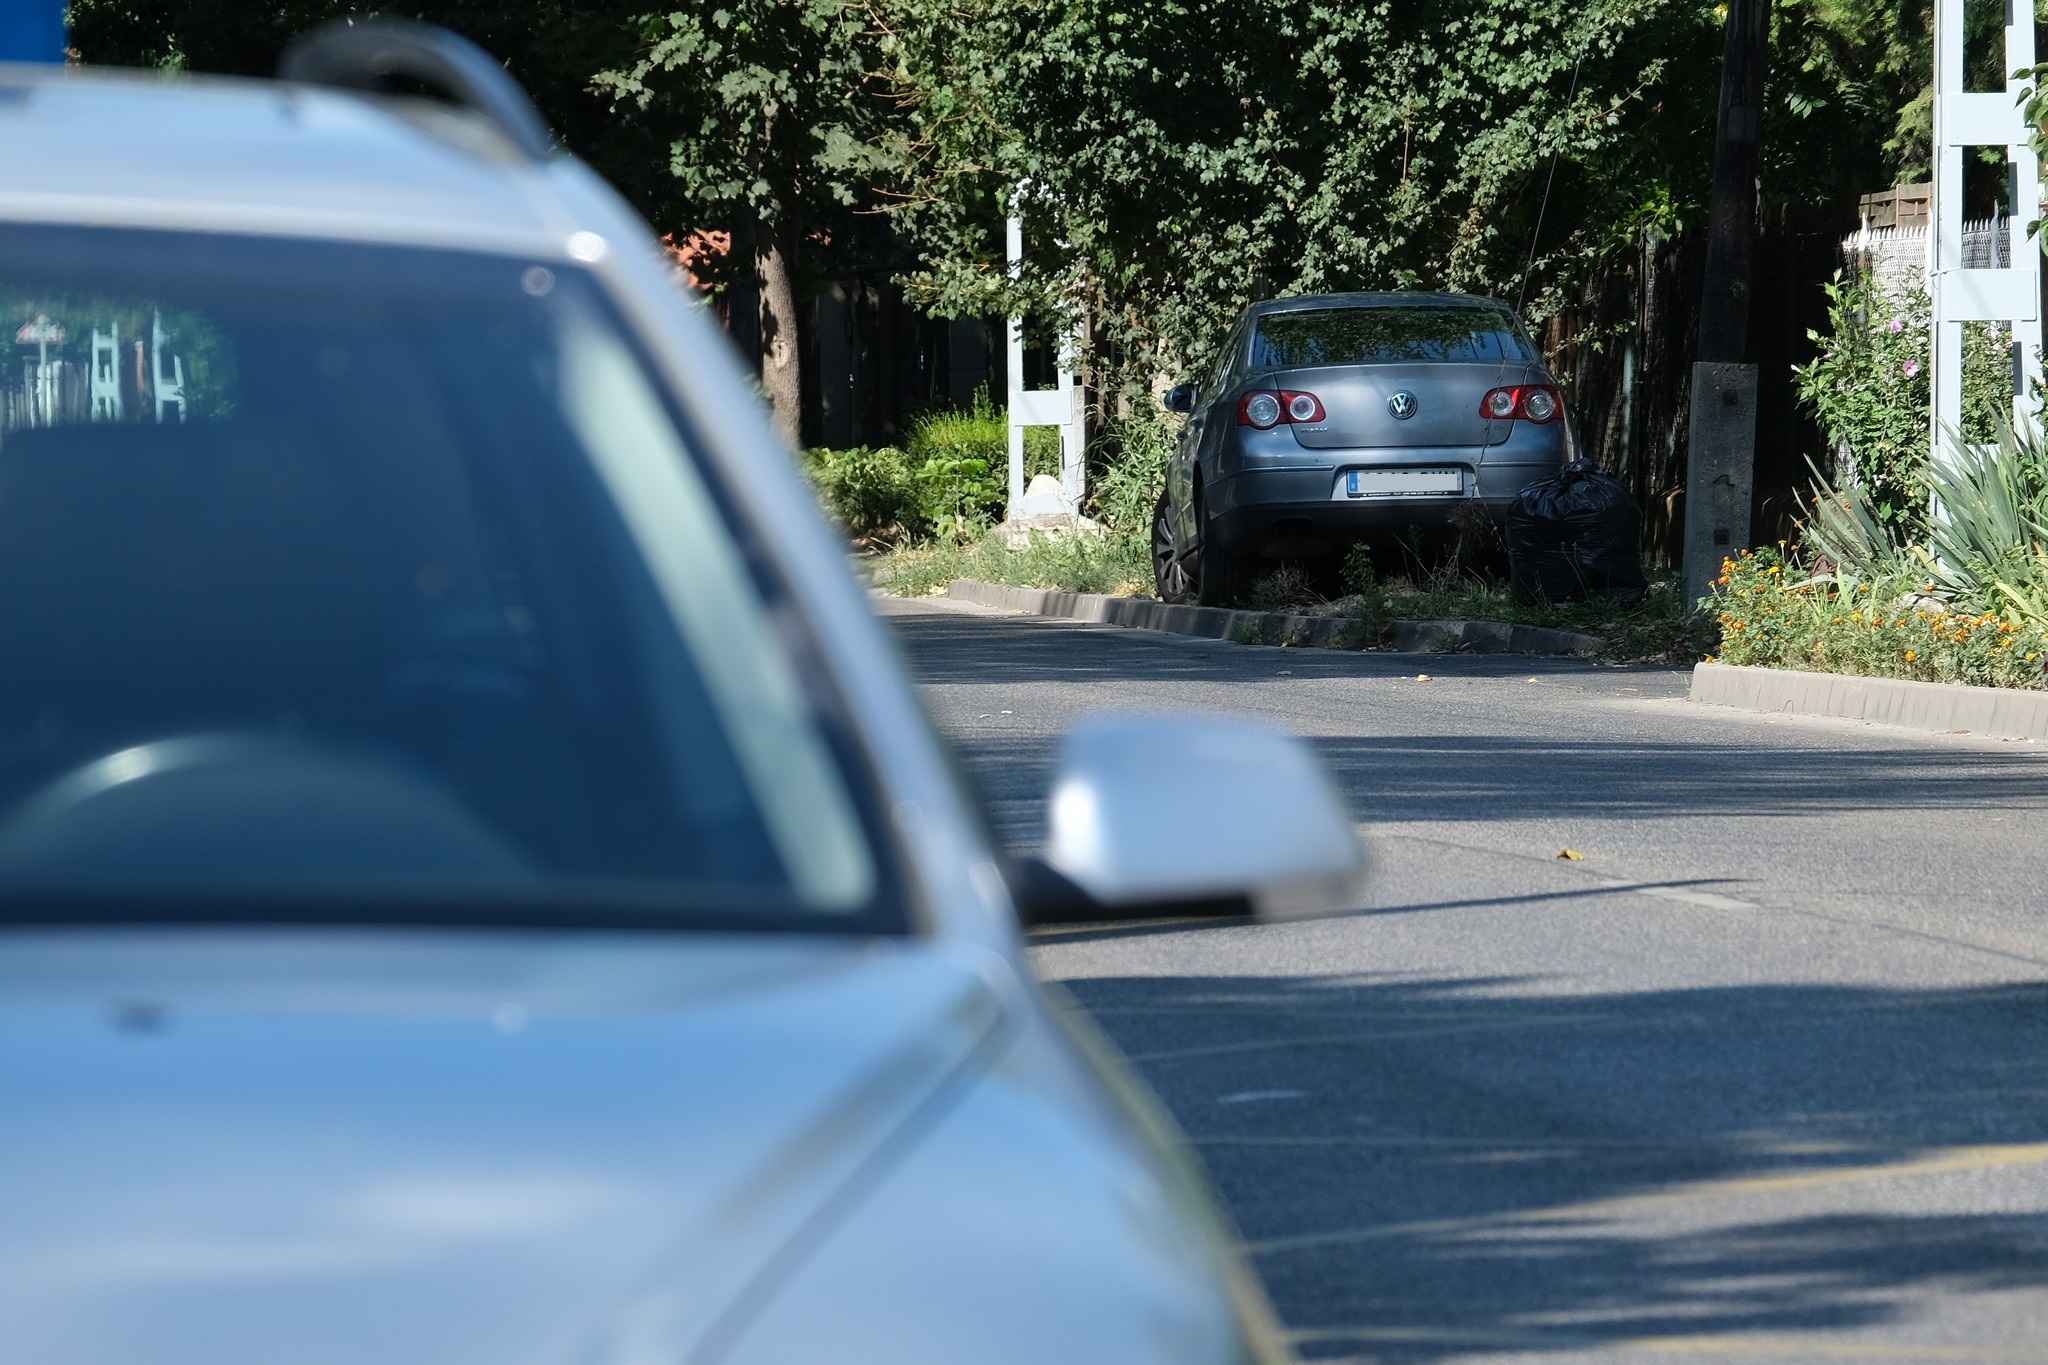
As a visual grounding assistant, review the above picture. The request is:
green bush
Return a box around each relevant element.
[1024,426,1062,479]
[904,388,1008,537]
[1086,401,1176,543]
[1795,269,2015,537]
[800,444,919,543]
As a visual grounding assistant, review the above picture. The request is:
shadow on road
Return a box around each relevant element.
[1309,733,2048,820]
[952,726,2048,853]
[891,611,1615,686]
[1054,970,2048,1360]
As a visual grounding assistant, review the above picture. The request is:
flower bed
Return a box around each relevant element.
[1709,547,2048,690]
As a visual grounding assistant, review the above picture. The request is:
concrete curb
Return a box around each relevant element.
[943,580,1606,655]
[1689,661,2048,740]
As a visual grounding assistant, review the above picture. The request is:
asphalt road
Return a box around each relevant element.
[881,596,2048,1365]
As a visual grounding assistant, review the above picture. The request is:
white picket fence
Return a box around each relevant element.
[1841,217,2012,294]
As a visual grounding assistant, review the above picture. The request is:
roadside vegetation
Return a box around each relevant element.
[1712,259,2048,691]
[1311,556,1713,664]
[801,394,1169,594]
[1711,420,2048,689]
[806,394,1710,663]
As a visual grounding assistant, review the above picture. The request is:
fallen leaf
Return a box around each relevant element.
[1415,673,1433,681]
[1557,849,1583,860]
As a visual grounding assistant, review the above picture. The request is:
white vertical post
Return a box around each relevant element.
[2008,3,2044,429]
[1931,0,1965,464]
[1003,194,1085,524]
[1929,0,2042,483]
[1004,214,1027,517]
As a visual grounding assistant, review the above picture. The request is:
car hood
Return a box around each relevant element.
[0,928,1009,1365]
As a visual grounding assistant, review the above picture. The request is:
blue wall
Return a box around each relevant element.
[0,0,65,63]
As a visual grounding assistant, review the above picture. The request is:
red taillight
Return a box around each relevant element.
[1478,385,1564,424]
[1238,389,1325,428]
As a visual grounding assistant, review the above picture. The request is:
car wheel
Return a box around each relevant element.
[1152,490,1197,604]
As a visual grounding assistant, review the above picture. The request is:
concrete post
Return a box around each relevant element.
[1681,363,1758,605]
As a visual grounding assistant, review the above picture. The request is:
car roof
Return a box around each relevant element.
[0,62,564,258]
[1246,291,1515,317]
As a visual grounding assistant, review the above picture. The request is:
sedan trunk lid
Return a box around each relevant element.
[1265,361,1544,453]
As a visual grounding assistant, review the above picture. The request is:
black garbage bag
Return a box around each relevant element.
[1505,460,1646,605]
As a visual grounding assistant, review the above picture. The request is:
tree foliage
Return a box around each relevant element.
[70,0,1977,418]
[871,0,1730,388]
[593,2,890,285]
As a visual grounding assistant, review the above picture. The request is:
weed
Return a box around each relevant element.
[1250,561,1321,612]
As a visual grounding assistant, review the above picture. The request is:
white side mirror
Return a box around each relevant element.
[1017,711,1367,923]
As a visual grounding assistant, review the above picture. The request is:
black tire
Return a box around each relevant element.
[1192,487,1251,607]
[1154,484,1252,606]
[1151,490,1196,604]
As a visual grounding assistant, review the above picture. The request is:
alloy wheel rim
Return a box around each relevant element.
[1153,504,1194,600]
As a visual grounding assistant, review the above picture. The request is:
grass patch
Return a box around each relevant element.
[866,529,1707,663]
[866,528,1152,598]
[1358,571,1710,664]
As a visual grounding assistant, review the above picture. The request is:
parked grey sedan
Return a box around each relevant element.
[1153,293,1574,605]
[0,22,1368,1365]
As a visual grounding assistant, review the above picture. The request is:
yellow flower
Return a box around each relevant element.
[1904,650,1917,662]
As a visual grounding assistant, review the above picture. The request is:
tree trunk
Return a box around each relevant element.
[726,212,762,373]
[756,213,802,449]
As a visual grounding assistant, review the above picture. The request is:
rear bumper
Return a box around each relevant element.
[1208,462,1558,556]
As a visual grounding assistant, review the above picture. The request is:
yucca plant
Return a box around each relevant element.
[1800,456,1907,586]
[1917,419,2048,627]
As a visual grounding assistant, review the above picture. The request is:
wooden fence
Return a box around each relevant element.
[1541,225,1843,565]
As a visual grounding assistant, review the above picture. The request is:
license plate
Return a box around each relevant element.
[1344,468,1463,498]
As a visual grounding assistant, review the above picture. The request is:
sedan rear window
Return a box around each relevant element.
[0,228,889,931]
[1252,305,1534,368]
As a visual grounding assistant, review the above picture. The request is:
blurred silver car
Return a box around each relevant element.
[0,22,1368,1365]
[1154,293,1574,605]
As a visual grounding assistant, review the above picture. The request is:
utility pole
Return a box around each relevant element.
[1682,0,1773,607]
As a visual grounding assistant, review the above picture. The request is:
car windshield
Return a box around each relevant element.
[0,227,887,930]
[1251,304,1534,368]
